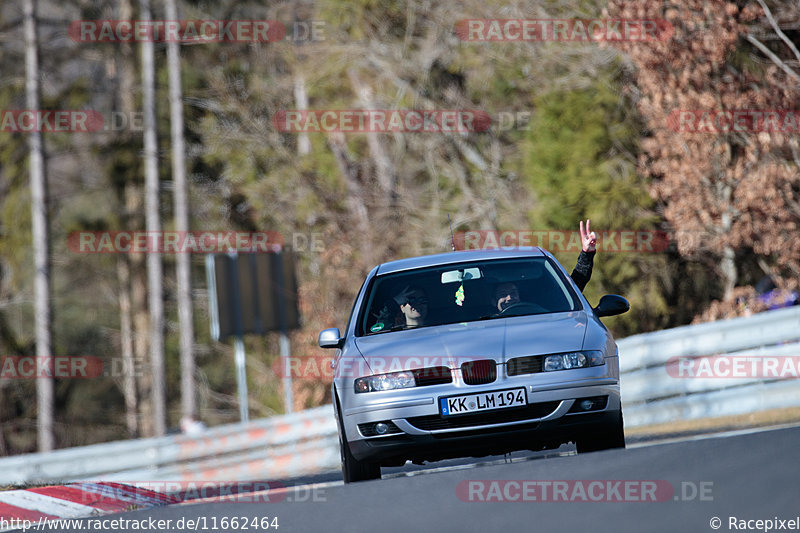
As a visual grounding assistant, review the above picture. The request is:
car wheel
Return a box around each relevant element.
[335,393,381,483]
[576,411,626,454]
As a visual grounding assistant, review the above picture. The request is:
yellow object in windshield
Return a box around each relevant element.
[455,283,465,306]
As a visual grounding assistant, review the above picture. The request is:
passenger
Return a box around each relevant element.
[571,219,597,293]
[372,285,429,331]
[394,286,429,327]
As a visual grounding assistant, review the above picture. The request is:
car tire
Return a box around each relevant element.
[335,392,381,483]
[576,411,626,454]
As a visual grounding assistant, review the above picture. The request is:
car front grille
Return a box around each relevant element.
[461,359,497,385]
[405,401,560,431]
[506,355,544,375]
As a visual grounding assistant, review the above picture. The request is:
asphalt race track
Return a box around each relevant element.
[33,425,800,533]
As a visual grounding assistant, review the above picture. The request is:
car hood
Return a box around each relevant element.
[353,311,588,371]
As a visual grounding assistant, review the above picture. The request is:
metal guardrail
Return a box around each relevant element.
[2,306,799,484]
[0,405,339,485]
[618,306,800,427]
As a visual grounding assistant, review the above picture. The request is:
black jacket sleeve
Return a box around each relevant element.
[570,250,595,292]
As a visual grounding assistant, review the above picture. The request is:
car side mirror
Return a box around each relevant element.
[318,327,343,349]
[593,295,630,317]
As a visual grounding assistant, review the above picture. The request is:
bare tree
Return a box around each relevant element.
[23,0,54,452]
[347,69,397,207]
[139,0,166,436]
[113,0,140,439]
[165,0,196,423]
[117,0,151,437]
[293,75,311,157]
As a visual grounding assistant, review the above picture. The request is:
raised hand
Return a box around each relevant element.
[580,219,597,252]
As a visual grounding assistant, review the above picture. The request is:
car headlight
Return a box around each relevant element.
[543,350,604,371]
[354,371,416,393]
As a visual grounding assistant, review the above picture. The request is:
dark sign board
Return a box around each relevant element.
[212,251,300,339]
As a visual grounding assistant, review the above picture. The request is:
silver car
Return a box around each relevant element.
[319,248,629,482]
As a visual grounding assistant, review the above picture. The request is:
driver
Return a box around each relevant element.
[493,282,520,312]
[492,219,597,312]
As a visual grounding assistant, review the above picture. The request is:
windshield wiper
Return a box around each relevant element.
[390,324,425,331]
[476,311,532,321]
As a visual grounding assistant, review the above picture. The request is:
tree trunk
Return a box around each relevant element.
[114,0,140,439]
[347,69,396,206]
[294,74,311,157]
[719,188,737,301]
[116,257,139,437]
[131,195,150,435]
[139,0,166,437]
[165,0,196,423]
[23,0,54,452]
[115,0,151,437]
[326,131,370,233]
[720,245,737,301]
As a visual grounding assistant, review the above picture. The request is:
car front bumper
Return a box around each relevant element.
[341,374,621,464]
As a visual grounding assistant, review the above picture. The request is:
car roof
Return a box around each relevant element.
[375,247,547,275]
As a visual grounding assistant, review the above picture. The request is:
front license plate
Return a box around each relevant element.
[439,387,527,416]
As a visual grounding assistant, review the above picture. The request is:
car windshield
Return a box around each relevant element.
[358,257,580,336]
